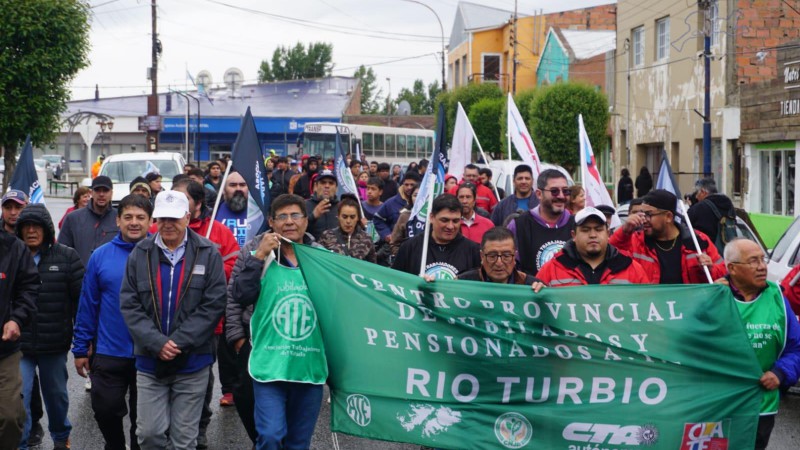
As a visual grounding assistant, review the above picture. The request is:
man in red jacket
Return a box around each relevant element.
[780,264,800,316]
[538,207,650,286]
[610,189,726,284]
[457,182,493,244]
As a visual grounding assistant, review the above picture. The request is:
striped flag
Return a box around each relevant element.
[578,114,619,227]
[334,128,358,197]
[507,93,542,178]
[10,136,45,204]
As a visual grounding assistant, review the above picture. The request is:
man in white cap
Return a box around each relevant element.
[537,206,651,286]
[120,190,227,450]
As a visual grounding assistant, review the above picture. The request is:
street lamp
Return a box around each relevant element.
[96,119,114,158]
[402,0,446,91]
[170,89,200,164]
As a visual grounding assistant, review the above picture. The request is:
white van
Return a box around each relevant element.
[95,152,186,204]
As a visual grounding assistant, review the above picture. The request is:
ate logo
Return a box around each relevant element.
[679,421,729,450]
[346,394,371,427]
[271,294,317,341]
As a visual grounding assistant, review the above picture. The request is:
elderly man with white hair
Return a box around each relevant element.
[120,190,227,450]
[722,237,800,450]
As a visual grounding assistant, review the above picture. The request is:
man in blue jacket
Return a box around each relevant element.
[723,238,800,450]
[491,164,539,226]
[120,190,227,450]
[374,171,420,243]
[73,194,152,450]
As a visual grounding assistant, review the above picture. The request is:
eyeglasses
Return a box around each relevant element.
[273,212,306,222]
[483,252,515,264]
[642,210,668,220]
[542,188,572,196]
[730,256,769,269]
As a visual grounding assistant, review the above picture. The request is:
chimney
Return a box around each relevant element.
[94,84,99,101]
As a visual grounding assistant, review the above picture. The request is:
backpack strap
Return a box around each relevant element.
[705,200,722,220]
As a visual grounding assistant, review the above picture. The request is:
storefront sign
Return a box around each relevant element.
[780,61,800,115]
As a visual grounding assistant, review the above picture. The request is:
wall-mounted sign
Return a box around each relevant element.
[138,115,162,131]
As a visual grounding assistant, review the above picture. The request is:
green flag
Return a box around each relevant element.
[295,245,763,450]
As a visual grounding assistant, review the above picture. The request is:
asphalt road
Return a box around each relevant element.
[24,195,800,449]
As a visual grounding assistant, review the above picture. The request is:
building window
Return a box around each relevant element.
[632,26,644,67]
[482,54,501,83]
[759,149,796,215]
[709,0,720,47]
[656,17,670,61]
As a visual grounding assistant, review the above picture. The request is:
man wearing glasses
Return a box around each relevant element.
[722,238,800,450]
[537,207,650,286]
[458,227,543,288]
[507,169,575,277]
[610,189,726,284]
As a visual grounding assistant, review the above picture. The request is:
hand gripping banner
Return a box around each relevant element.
[294,245,763,449]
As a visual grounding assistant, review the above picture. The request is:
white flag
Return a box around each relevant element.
[578,114,621,228]
[448,103,473,182]
[507,93,542,179]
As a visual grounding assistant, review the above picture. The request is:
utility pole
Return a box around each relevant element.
[146,0,160,152]
[512,0,518,94]
[701,0,712,177]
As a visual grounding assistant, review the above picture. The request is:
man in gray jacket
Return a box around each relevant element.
[58,175,118,265]
[120,190,227,450]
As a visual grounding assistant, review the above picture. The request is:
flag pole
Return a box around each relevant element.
[463,115,501,200]
[417,172,436,277]
[206,160,232,239]
[678,200,714,284]
[507,94,512,164]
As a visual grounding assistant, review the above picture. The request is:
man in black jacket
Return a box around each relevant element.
[305,169,339,240]
[0,220,39,449]
[393,194,480,279]
[15,205,83,450]
[58,175,118,265]
[120,190,227,449]
[687,177,735,250]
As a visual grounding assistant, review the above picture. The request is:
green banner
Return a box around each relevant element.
[295,245,764,450]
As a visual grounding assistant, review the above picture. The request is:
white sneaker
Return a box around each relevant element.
[85,379,92,391]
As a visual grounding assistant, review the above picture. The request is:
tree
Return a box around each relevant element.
[258,42,334,82]
[468,98,504,159]
[529,83,609,172]
[0,0,90,191]
[435,83,503,141]
[393,79,441,115]
[354,65,382,114]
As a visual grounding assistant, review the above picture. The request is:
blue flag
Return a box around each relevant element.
[230,107,269,241]
[10,136,45,204]
[655,148,683,222]
[334,128,358,198]
[410,105,448,224]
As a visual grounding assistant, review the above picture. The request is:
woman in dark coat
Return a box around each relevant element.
[617,168,634,204]
[635,166,653,197]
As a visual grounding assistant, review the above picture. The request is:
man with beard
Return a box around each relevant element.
[611,189,726,284]
[393,194,480,279]
[59,175,119,266]
[73,195,152,450]
[507,169,574,277]
[491,165,539,226]
[305,170,339,240]
[537,207,650,286]
[215,170,250,247]
[293,156,319,199]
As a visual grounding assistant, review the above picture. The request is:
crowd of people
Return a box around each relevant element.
[0,153,799,450]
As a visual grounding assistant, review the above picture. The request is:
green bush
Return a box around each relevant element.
[468,98,505,159]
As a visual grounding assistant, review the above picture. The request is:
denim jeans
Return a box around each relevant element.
[136,367,209,450]
[253,381,323,450]
[19,352,71,448]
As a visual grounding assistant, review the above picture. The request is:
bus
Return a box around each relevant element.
[302,122,434,166]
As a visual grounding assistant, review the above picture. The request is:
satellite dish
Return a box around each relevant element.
[397,100,412,116]
[223,67,244,96]
[196,70,212,90]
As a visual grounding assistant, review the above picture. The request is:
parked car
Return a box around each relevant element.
[89,152,186,204]
[767,215,800,284]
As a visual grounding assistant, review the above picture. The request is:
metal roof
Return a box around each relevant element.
[449,1,517,49]
[65,77,358,119]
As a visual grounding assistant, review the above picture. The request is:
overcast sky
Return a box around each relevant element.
[71,0,616,102]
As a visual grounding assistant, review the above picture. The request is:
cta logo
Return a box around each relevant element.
[346,394,371,427]
[494,412,532,449]
[562,422,659,446]
[679,420,729,450]
[272,294,317,341]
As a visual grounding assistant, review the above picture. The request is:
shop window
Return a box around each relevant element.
[759,149,796,215]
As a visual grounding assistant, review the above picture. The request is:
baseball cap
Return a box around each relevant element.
[152,190,189,219]
[642,189,677,215]
[91,176,113,190]
[595,204,616,218]
[1,189,28,206]
[574,206,607,226]
[316,169,337,183]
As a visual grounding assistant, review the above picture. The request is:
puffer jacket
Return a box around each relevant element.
[0,231,40,359]
[225,232,320,345]
[16,204,84,354]
[537,240,651,286]
[318,227,377,263]
[609,224,726,284]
